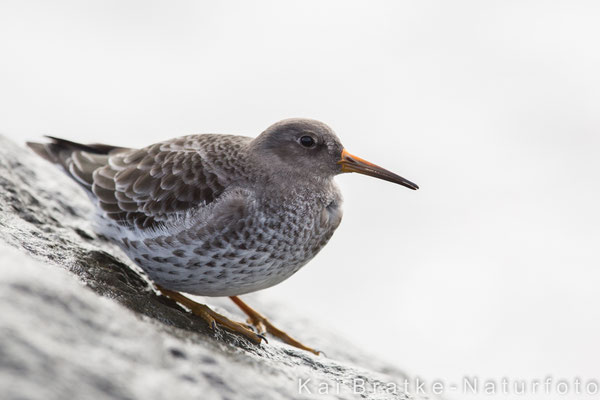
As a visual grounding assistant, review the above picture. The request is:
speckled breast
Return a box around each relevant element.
[110,186,343,297]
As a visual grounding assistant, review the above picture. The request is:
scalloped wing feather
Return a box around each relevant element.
[87,135,251,230]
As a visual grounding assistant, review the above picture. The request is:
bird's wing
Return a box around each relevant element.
[39,134,247,231]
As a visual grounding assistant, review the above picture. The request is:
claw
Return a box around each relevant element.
[257,333,268,344]
[156,285,264,346]
[229,295,321,355]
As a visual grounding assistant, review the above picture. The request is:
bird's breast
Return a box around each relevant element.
[116,183,344,296]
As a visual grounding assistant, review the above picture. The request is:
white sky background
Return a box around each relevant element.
[1,1,599,398]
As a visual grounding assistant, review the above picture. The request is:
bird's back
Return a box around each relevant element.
[28,134,253,231]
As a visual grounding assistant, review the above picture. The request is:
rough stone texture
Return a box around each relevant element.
[0,135,430,400]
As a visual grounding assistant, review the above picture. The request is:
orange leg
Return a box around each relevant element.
[230,296,320,355]
[156,285,264,345]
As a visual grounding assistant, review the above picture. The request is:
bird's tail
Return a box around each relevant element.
[26,136,126,190]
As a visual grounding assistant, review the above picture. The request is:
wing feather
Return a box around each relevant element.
[91,134,250,230]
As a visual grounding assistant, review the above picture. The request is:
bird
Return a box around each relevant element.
[27,118,418,355]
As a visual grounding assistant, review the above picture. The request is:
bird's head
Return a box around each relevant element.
[250,118,418,190]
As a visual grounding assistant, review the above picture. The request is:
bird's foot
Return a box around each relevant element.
[156,286,264,345]
[229,296,321,355]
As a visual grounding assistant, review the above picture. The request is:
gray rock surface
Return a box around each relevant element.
[0,135,430,400]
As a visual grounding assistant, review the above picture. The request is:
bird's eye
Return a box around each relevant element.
[299,135,316,148]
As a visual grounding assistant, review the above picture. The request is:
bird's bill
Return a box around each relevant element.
[338,149,419,190]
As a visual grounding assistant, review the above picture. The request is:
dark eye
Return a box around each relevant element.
[299,135,316,148]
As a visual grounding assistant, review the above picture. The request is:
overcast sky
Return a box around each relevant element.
[1,1,599,399]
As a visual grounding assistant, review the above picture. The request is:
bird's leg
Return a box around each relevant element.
[229,296,320,355]
[156,285,264,345]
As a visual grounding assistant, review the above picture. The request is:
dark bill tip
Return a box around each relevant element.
[338,149,419,190]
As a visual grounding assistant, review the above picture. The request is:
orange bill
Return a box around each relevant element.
[338,149,419,190]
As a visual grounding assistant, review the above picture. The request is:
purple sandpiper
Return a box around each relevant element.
[28,118,418,354]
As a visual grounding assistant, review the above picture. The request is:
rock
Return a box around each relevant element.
[0,135,431,400]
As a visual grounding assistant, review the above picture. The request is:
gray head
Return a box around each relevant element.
[250,118,418,190]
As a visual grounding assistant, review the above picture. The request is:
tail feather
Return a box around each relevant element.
[26,136,127,190]
[43,136,125,155]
